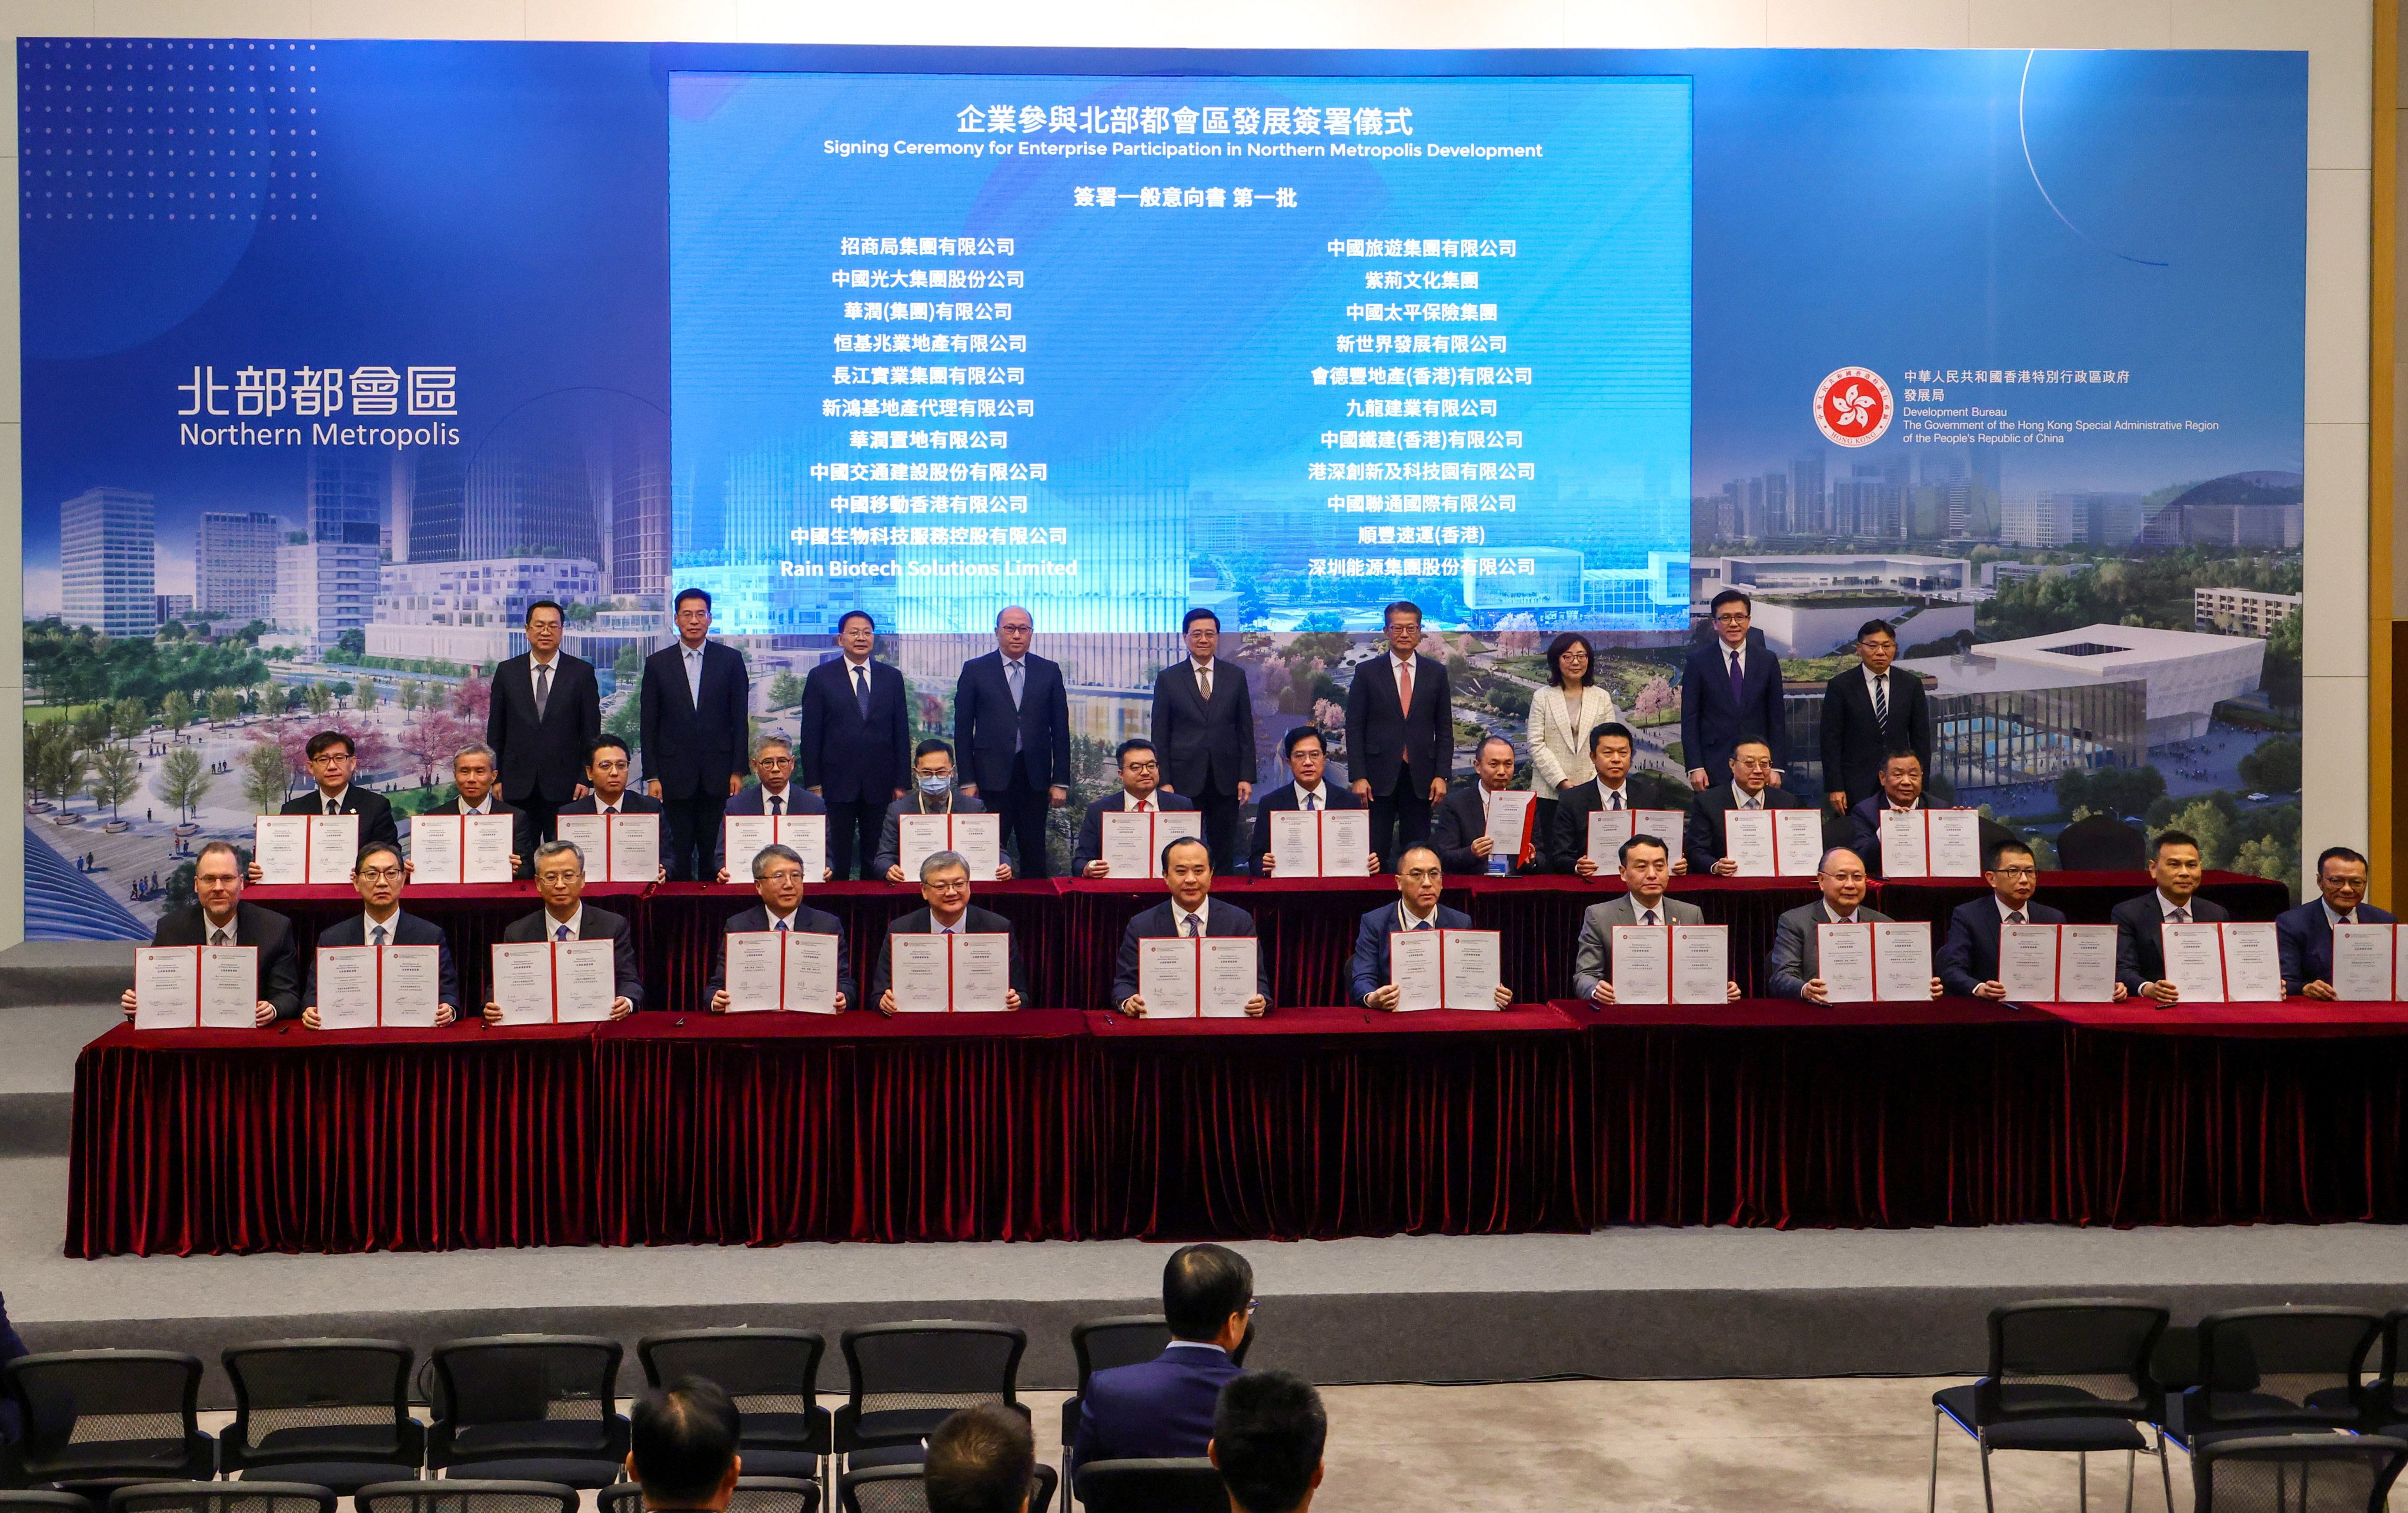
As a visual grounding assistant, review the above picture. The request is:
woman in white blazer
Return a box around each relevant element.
[1525,633,1621,840]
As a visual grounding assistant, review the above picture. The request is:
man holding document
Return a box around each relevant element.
[484,839,642,1022]
[2113,830,2231,1005]
[1570,836,1737,1004]
[555,735,668,882]
[1249,727,1374,877]
[411,744,532,881]
[1430,737,1541,877]
[1108,836,1270,1017]
[2277,847,2393,998]
[1768,849,1940,1003]
[1549,723,1682,877]
[120,840,298,1024]
[300,841,460,1029]
[1845,750,1938,878]
[867,851,1028,1014]
[1938,840,2126,1001]
[1072,739,1197,879]
[873,740,1012,885]
[1346,846,1511,1010]
[1683,737,1812,876]
[706,842,853,1014]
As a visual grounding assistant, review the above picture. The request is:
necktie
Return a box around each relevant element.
[1728,648,1745,704]
[1642,909,1658,927]
[535,661,551,719]
[372,924,388,947]
[1184,913,1201,938]
[775,919,789,933]
[326,797,339,817]
[2340,912,2356,926]
[1397,658,1414,710]
[212,928,229,947]
[555,923,570,941]
[684,647,703,707]
[1414,920,1432,931]
[1006,660,1024,751]
[854,664,871,719]
[1197,662,1213,702]
[603,805,617,816]
[769,795,783,817]
[1872,672,1889,733]
[1744,796,1759,810]
[1137,799,1150,813]
[942,925,956,936]
[1609,790,1622,810]
[2171,907,2189,924]
[1304,792,1318,812]
[2006,911,2025,926]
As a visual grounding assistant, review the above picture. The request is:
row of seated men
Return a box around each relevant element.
[125,821,2382,1024]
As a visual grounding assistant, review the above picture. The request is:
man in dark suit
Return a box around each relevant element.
[926,1406,1037,1513]
[629,1380,740,1513]
[641,587,753,881]
[799,609,911,880]
[2112,829,2231,1004]
[1249,726,1374,877]
[1549,722,1685,877]
[867,850,1029,1013]
[1767,847,1938,1001]
[704,841,854,1012]
[1345,600,1453,873]
[1152,607,1257,876]
[270,728,399,850]
[484,838,643,1020]
[871,740,1010,883]
[1108,835,1271,1015]
[299,841,460,1028]
[419,743,534,879]
[120,840,299,1024]
[1683,737,1812,875]
[1346,846,1512,1009]
[1210,1374,1328,1513]
[483,598,599,843]
[555,734,667,881]
[1681,590,1788,790]
[1819,618,1931,816]
[954,605,1071,881]
[713,732,830,881]
[1430,736,1541,876]
[1938,838,2110,1000]
[1071,1243,1254,1475]
[1846,749,1938,878]
[1072,738,1197,878]
[2279,846,2395,998]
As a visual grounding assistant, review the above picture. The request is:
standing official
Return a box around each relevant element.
[1345,600,1453,873]
[1681,590,1788,790]
[1820,619,1931,814]
[1152,608,1257,875]
[484,599,599,842]
[954,606,1071,880]
[641,587,752,882]
[800,609,911,880]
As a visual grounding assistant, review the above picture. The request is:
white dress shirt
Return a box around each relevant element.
[315,785,352,814]
[1729,782,1768,810]
[543,906,586,941]
[1292,780,1330,810]
[360,906,403,946]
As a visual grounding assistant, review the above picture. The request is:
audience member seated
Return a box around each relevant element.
[122,839,299,1024]
[1346,846,1511,1010]
[485,838,642,1021]
[1938,839,2124,1001]
[2112,828,2229,1005]
[925,1403,1036,1513]
[625,1378,741,1513]
[1768,847,1939,1002]
[556,734,669,881]
[1845,749,1938,878]
[1430,736,1542,875]
[706,843,853,1013]
[1072,1243,1254,1475]
[713,733,830,883]
[1572,835,1736,1003]
[1072,738,1195,879]
[1682,737,1811,876]
[1108,837,1270,1016]
[1549,722,1681,876]
[2277,845,2393,998]
[873,739,1012,884]
[302,841,460,1028]
[867,850,1028,1014]
[1250,726,1375,877]
[1211,1371,1327,1513]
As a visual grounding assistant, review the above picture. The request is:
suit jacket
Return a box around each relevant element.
[1247,783,1362,876]
[302,909,460,1015]
[418,797,536,880]
[485,652,601,806]
[151,900,301,1020]
[279,786,399,853]
[1680,633,1788,779]
[866,903,1030,1003]
[1546,778,1657,875]
[499,904,645,1009]
[1525,684,1620,801]
[1767,900,1899,1000]
[954,650,1071,793]
[1847,794,1938,879]
[2276,900,2397,994]
[1109,897,1271,1009]
[1347,900,1475,1007]
[640,640,752,800]
[799,655,911,805]
[714,783,829,874]
[704,903,856,1009]
[1819,664,1932,810]
[555,791,667,876]
[1571,893,1705,1000]
[2110,892,2233,993]
[1682,783,1812,874]
[1071,790,1197,876]
[1070,1344,1243,1477]
[1344,652,1454,794]
[1150,659,1256,798]
[1429,783,1539,876]
[871,792,991,878]
[1937,899,2069,997]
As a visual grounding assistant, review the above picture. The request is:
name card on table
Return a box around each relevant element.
[1136,936,1258,1018]
[1099,809,1205,879]
[898,813,1003,880]
[133,945,259,1030]
[723,813,828,882]
[721,928,843,1014]
[555,813,659,883]
[1876,809,1983,878]
[253,813,359,884]
[1388,928,1503,1012]
[889,931,1013,1013]
[409,813,517,884]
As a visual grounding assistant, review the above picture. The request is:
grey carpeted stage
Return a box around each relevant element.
[11,941,2408,1408]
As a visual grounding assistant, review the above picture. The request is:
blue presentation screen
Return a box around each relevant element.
[669,72,1692,635]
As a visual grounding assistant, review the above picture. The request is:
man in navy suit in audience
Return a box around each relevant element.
[954,605,1071,880]
[706,842,853,1013]
[1108,836,1270,1016]
[2277,846,2394,998]
[712,733,829,881]
[1250,726,1376,877]
[1846,749,1939,878]
[1345,846,1511,1010]
[2113,829,2230,1004]
[1071,738,1196,878]
[300,841,460,1028]
[1071,1243,1255,1477]
[799,609,911,880]
[1937,838,2126,1001]
[1680,590,1788,791]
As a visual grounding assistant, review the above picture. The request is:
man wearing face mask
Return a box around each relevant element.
[871,740,1015,884]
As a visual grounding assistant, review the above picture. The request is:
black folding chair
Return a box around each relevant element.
[2056,816,2146,871]
[837,1463,1055,1513]
[833,1324,1027,1464]
[3,1351,215,1496]
[639,1330,830,1479]
[426,1335,628,1488]
[353,1481,580,1513]
[104,1484,334,1513]
[2193,1433,2408,1513]
[600,1479,820,1513]
[2175,1308,2383,1449]
[219,1338,422,1492]
[0,1496,92,1513]
[1071,1458,1222,1513]
[1929,1300,2170,1513]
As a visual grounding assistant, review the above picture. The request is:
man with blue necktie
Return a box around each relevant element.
[640,588,752,881]
[1346,845,1511,1010]
[487,838,642,1020]
[300,841,460,1028]
[706,842,853,1012]
[954,605,1071,880]
[713,733,830,882]
[800,609,911,880]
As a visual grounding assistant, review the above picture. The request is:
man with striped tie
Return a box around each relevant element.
[1819,619,1932,816]
[486,838,642,1021]
[1109,835,1271,1016]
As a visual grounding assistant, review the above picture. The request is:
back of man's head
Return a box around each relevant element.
[630,1378,740,1511]
[1212,1371,1327,1513]
[1164,1243,1254,1342]
[924,1402,1034,1513]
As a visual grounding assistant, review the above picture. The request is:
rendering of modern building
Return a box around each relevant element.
[194,510,283,620]
[58,486,156,638]
[1900,622,2267,744]
[368,556,604,665]
[2195,586,2302,637]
